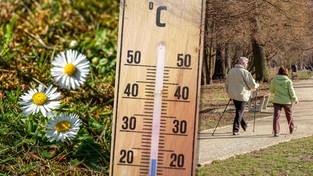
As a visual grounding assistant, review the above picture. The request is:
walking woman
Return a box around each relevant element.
[270,67,298,137]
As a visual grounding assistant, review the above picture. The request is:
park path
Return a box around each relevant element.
[197,77,313,166]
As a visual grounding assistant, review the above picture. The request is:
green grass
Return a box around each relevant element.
[297,70,312,80]
[0,1,118,174]
[197,136,313,176]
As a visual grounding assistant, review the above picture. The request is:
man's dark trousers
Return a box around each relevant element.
[233,100,248,133]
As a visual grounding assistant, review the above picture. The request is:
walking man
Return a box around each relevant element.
[225,57,259,135]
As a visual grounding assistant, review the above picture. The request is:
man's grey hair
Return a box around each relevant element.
[238,57,249,64]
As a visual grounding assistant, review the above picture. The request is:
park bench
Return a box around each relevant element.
[292,72,298,80]
[248,90,270,112]
[291,64,298,80]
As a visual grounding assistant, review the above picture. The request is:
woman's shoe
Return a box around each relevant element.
[274,133,279,137]
[290,126,297,134]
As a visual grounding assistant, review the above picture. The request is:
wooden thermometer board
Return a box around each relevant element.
[110,0,205,175]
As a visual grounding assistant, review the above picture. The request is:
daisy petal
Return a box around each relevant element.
[51,50,90,90]
[45,113,82,142]
[19,85,61,117]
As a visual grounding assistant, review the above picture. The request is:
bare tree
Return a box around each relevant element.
[202,0,313,84]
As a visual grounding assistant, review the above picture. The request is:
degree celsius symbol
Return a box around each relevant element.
[148,2,167,27]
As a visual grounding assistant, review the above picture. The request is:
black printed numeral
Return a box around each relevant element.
[172,120,187,134]
[127,50,141,64]
[174,86,189,100]
[177,54,191,67]
[122,116,137,130]
[119,150,134,164]
[170,153,185,168]
[124,83,139,97]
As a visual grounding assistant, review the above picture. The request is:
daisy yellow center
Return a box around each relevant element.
[32,92,47,105]
[55,121,71,132]
[64,64,77,76]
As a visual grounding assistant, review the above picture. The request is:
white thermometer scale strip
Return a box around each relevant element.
[149,42,166,176]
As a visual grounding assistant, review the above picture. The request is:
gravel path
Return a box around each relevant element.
[197,77,313,166]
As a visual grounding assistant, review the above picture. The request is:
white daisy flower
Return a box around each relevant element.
[51,49,90,90]
[19,84,61,117]
[46,113,82,142]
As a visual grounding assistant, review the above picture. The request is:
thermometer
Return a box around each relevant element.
[110,0,205,175]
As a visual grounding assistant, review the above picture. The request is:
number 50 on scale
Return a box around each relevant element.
[110,0,205,175]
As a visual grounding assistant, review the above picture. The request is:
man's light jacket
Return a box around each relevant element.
[225,64,259,101]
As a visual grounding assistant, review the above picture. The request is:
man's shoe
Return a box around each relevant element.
[233,132,239,135]
[243,125,248,132]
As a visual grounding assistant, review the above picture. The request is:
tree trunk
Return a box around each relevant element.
[201,50,210,85]
[202,1,217,85]
[201,0,210,85]
[214,46,224,79]
[208,41,216,84]
[224,43,231,75]
[250,12,269,82]
[251,38,269,82]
